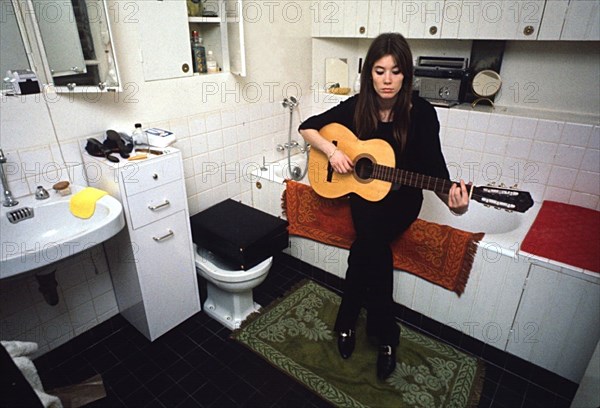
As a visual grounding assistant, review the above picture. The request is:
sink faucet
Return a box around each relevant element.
[0,148,18,207]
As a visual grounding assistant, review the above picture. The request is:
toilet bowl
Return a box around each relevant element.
[193,244,271,330]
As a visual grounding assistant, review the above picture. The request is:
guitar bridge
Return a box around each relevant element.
[326,140,337,182]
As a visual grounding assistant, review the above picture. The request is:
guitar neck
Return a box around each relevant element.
[372,164,457,196]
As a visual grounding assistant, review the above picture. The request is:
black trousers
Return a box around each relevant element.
[334,189,422,346]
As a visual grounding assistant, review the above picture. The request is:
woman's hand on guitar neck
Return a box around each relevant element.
[447,180,470,215]
[328,147,354,174]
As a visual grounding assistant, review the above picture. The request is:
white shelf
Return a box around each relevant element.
[188,16,220,23]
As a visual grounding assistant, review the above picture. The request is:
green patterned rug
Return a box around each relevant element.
[231,280,485,408]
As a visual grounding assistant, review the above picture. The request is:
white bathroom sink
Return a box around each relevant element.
[0,185,125,279]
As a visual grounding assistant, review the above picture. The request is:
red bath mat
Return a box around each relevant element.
[521,201,600,272]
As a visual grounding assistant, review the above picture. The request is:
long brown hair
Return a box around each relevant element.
[354,33,413,153]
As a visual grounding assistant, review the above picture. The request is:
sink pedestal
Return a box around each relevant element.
[35,267,59,306]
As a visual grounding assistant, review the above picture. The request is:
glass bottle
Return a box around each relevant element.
[187,0,202,16]
[191,31,207,74]
[132,123,148,148]
[353,57,362,94]
[206,50,218,73]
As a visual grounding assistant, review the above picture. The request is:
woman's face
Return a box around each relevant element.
[371,54,404,101]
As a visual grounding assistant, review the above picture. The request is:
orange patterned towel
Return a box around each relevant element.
[282,180,484,296]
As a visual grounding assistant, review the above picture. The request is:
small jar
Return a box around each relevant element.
[53,181,71,196]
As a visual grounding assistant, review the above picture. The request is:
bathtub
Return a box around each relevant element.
[253,153,541,259]
[251,154,600,383]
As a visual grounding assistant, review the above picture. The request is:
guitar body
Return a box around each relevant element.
[308,123,396,202]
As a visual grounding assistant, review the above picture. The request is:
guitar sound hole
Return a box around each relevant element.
[354,157,374,181]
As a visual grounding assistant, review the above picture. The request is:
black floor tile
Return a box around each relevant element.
[31,254,577,408]
[460,332,485,356]
[482,343,508,368]
[156,382,189,407]
[480,376,500,399]
[523,383,559,407]
[498,371,529,396]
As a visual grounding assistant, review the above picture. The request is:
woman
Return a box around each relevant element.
[298,33,469,380]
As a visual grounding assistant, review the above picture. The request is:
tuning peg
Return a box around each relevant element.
[484,204,491,208]
[499,182,506,188]
[487,182,496,187]
[505,209,513,213]
[511,183,519,189]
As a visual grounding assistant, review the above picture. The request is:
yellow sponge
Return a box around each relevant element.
[70,187,108,219]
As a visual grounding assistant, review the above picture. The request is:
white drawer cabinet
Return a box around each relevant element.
[83,149,200,341]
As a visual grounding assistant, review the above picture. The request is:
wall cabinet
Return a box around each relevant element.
[312,0,371,38]
[312,0,597,41]
[83,149,201,341]
[447,0,545,40]
[3,0,121,93]
[138,0,245,82]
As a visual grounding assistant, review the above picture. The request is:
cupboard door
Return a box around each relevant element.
[225,0,246,76]
[514,0,544,40]
[440,1,461,38]
[367,0,382,38]
[343,0,369,38]
[138,0,192,81]
[134,211,199,340]
[561,0,600,40]
[311,0,370,38]
[402,0,444,39]
[538,0,569,40]
[379,0,397,34]
[312,0,342,37]
[506,264,600,382]
[457,0,482,39]
[474,1,542,40]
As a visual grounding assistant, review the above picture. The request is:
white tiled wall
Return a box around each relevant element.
[438,108,600,210]
[0,246,117,357]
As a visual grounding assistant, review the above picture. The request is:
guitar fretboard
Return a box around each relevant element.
[372,164,456,195]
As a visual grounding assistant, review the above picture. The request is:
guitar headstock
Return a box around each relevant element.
[471,184,534,213]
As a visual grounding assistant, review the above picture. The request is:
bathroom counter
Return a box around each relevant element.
[521,201,600,275]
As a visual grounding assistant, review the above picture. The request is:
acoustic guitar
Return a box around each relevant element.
[308,123,534,213]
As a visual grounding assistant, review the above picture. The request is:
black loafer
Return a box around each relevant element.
[377,345,396,380]
[337,329,355,359]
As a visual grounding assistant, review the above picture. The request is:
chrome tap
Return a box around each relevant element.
[0,148,18,207]
[284,140,299,149]
[35,186,50,200]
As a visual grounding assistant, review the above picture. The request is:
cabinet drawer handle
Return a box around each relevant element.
[148,200,170,211]
[153,229,174,242]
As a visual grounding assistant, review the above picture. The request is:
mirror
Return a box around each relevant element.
[2,0,120,92]
[32,0,86,77]
[471,70,502,108]
[325,58,349,89]
[0,2,31,91]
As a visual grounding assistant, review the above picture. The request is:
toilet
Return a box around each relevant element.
[193,243,272,330]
